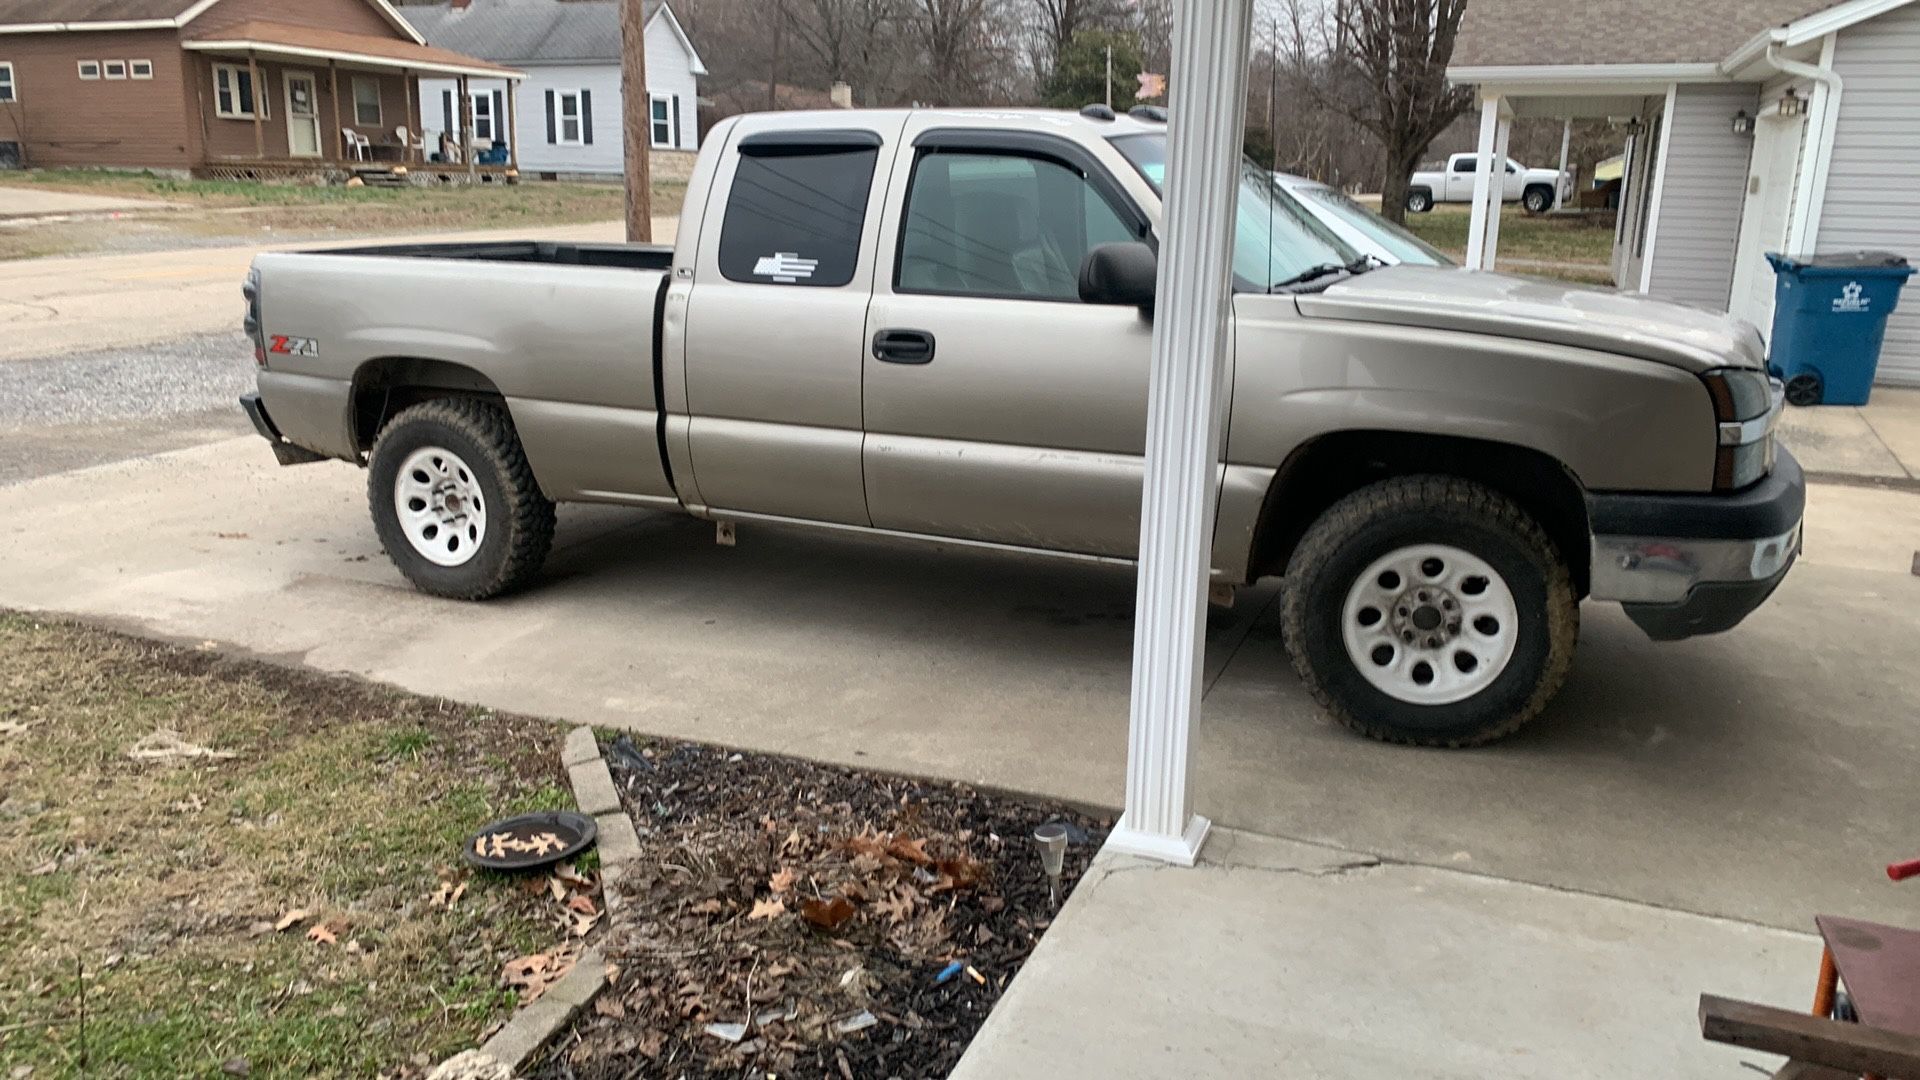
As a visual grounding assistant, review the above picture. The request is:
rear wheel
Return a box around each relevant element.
[368,398,555,600]
[1523,185,1554,214]
[1406,188,1434,214]
[1280,476,1578,747]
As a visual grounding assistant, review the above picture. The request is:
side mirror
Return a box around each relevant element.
[1078,242,1157,308]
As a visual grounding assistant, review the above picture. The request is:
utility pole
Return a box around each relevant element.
[619,0,652,242]
[769,7,783,111]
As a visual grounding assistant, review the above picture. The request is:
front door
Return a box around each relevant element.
[1730,109,1808,341]
[860,124,1164,557]
[284,71,321,158]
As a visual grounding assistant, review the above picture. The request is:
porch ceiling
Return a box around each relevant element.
[182,20,522,80]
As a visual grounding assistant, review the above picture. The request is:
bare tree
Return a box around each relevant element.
[1029,0,1124,82]
[1285,0,1472,222]
[904,0,1010,105]
[780,0,904,101]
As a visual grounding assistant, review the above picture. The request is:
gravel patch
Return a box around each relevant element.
[0,330,255,430]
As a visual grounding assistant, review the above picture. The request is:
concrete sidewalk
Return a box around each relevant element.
[951,829,1814,1080]
[0,186,178,219]
[1778,386,1920,485]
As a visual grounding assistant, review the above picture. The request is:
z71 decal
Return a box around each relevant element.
[268,335,319,357]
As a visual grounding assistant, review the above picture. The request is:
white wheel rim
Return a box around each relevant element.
[1340,544,1519,706]
[393,446,487,567]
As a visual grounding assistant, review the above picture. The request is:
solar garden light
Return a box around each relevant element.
[1034,823,1070,907]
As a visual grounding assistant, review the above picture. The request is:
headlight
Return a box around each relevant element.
[1701,368,1781,490]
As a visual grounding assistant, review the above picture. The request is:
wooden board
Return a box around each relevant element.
[1818,915,1920,1036]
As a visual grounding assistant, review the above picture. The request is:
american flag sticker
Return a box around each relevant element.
[752,252,819,283]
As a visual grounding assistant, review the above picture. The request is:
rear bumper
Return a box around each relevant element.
[240,392,326,466]
[1588,448,1805,641]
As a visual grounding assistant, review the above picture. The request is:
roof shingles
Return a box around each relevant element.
[0,0,190,22]
[1451,0,1843,67]
[401,0,660,64]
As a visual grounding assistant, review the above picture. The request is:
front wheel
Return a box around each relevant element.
[368,398,556,600]
[1280,476,1578,747]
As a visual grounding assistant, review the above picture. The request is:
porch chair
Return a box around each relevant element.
[342,128,371,162]
[394,126,427,163]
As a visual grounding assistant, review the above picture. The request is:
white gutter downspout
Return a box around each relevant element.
[1767,39,1843,254]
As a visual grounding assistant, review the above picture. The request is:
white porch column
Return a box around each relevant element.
[1485,106,1512,266]
[1105,0,1253,867]
[1464,93,1510,270]
[1554,118,1572,209]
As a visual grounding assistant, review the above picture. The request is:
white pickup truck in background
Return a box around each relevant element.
[1406,153,1572,215]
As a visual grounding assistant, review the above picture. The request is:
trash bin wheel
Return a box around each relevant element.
[1784,373,1824,407]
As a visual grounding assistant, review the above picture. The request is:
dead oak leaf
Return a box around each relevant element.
[565,894,598,918]
[748,897,786,921]
[800,896,857,932]
[689,898,725,915]
[768,868,797,894]
[886,836,933,866]
[274,909,310,932]
[305,921,343,946]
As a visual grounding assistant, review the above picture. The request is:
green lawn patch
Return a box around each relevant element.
[0,613,577,1078]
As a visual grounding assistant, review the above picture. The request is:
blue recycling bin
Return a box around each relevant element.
[1766,251,1915,406]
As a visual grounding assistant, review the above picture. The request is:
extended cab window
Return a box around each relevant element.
[897,150,1136,302]
[717,142,878,287]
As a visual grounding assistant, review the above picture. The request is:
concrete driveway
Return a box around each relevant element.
[2,440,1915,933]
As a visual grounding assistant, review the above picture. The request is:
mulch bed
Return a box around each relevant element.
[530,736,1109,1079]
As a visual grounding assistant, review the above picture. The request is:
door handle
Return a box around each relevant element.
[872,328,935,365]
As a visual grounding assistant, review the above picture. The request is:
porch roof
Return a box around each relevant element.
[182,19,522,80]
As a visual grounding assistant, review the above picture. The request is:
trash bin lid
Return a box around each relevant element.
[1768,251,1911,272]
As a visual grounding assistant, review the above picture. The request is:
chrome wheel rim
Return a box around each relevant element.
[394,446,486,567]
[1340,544,1519,706]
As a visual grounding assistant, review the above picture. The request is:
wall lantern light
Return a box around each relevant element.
[1732,109,1754,134]
[1779,89,1806,117]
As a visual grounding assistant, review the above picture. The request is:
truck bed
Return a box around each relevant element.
[310,240,674,270]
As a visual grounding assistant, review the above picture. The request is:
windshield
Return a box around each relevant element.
[1109,132,1362,291]
[1294,184,1452,267]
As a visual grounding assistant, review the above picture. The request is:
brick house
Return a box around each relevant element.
[0,0,519,177]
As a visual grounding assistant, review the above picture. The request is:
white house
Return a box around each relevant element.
[404,0,704,180]
[1449,0,1920,385]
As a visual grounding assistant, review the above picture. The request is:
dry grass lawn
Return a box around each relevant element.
[0,612,581,1078]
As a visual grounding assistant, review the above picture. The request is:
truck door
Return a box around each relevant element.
[678,117,903,525]
[1445,155,1478,202]
[859,123,1162,558]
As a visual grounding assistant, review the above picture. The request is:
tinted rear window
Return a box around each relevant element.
[717,146,878,287]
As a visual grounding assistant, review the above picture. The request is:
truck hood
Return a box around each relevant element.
[1294,266,1767,374]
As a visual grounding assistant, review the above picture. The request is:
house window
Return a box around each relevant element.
[558,90,583,144]
[130,60,153,80]
[470,91,494,143]
[213,63,261,119]
[650,95,672,148]
[352,77,382,126]
[0,63,14,103]
[78,60,102,80]
[103,60,128,80]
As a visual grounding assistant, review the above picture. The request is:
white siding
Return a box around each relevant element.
[416,12,700,177]
[1644,82,1760,310]
[1821,2,1920,384]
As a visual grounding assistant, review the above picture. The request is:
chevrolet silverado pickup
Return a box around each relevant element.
[1406,152,1571,214]
[240,107,1803,747]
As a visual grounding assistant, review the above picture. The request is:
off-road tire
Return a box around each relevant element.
[1279,476,1578,747]
[1406,188,1434,214]
[1523,185,1554,214]
[368,398,555,600]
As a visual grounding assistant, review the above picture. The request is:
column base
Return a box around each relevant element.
[1104,813,1211,867]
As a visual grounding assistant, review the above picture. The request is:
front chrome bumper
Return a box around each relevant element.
[1587,447,1806,640]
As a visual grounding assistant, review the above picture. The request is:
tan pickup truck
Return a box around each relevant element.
[239,107,1802,747]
